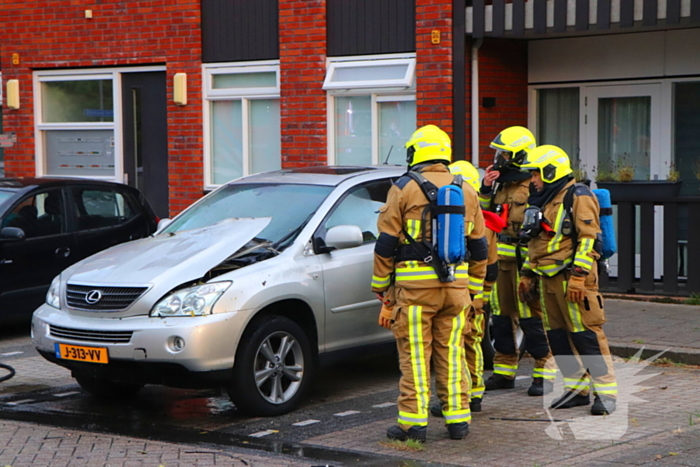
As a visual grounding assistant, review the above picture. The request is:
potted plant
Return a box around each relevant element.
[595,156,681,202]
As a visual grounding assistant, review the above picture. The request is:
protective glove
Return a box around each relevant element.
[566,274,587,303]
[378,305,394,329]
[471,296,484,314]
[518,276,538,303]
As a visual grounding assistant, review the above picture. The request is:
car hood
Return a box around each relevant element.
[66,217,272,287]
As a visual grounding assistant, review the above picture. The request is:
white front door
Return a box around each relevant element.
[584,83,666,278]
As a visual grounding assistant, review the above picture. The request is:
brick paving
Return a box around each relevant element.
[0,298,698,466]
[0,421,317,467]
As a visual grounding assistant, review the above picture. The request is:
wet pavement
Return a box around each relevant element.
[0,298,699,466]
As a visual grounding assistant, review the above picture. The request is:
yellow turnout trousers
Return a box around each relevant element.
[491,261,553,381]
[392,286,472,430]
[539,269,617,398]
[464,307,485,400]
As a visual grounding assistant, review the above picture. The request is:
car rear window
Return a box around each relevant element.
[162,183,333,247]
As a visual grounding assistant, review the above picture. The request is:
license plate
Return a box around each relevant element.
[54,343,109,364]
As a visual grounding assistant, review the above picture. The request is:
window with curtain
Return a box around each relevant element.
[327,56,416,166]
[334,96,415,166]
[537,88,580,172]
[37,76,116,178]
[674,82,700,197]
[597,96,651,180]
[205,64,280,187]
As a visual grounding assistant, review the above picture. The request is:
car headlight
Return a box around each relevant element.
[150,282,232,317]
[46,275,61,309]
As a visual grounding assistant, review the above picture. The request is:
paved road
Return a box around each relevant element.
[0,299,699,466]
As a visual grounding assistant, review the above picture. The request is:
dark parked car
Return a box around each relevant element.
[0,177,158,324]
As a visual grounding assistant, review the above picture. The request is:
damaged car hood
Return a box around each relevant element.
[66,217,272,287]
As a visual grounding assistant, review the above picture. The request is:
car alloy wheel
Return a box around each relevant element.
[253,330,304,404]
[228,315,314,417]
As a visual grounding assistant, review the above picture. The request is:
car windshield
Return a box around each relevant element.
[162,183,333,246]
[0,190,16,206]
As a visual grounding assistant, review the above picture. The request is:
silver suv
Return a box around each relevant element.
[32,166,403,416]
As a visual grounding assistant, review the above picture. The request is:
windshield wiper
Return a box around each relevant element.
[271,211,316,251]
[226,237,280,262]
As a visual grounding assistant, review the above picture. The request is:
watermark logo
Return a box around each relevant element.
[543,349,665,440]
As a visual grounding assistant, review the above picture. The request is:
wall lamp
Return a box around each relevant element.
[173,73,187,106]
[6,79,20,109]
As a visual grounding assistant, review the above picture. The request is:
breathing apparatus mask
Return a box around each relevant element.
[492,149,512,171]
[492,148,529,172]
[518,206,543,242]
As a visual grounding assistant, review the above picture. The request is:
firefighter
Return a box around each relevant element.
[517,145,617,415]
[479,127,555,396]
[446,160,501,412]
[372,125,488,442]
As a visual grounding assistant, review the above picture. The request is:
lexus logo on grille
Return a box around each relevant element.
[85,290,103,304]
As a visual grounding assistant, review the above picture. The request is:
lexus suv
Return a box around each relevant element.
[32,166,403,416]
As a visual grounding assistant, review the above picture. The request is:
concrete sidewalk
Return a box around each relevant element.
[603,298,700,364]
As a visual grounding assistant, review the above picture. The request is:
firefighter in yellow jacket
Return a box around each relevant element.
[479,127,554,396]
[517,145,617,415]
[446,161,501,412]
[372,125,488,442]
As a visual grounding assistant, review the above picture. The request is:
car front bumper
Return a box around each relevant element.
[32,304,246,387]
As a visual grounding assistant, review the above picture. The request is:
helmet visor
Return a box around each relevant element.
[493,149,513,170]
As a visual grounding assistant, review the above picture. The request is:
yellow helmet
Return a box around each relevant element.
[490,126,536,168]
[449,160,481,192]
[518,145,573,183]
[405,124,452,167]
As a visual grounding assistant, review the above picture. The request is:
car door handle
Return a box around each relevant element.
[55,247,71,258]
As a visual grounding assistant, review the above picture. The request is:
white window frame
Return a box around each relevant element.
[33,66,165,182]
[203,61,280,190]
[326,54,416,165]
[323,56,416,90]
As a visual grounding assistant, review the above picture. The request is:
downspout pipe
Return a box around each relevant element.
[471,38,483,167]
[452,0,467,159]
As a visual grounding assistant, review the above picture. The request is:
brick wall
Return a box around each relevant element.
[416,0,454,140]
[279,0,327,167]
[472,38,529,168]
[0,0,202,215]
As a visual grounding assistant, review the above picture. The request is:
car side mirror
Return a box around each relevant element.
[0,226,26,241]
[156,218,172,233]
[324,225,363,251]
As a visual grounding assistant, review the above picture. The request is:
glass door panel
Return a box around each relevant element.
[585,84,664,279]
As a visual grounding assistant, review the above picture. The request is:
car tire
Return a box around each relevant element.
[74,374,144,399]
[480,308,526,371]
[228,315,314,417]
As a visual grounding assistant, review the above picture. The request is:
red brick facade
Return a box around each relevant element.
[279,0,328,168]
[472,38,529,167]
[416,0,455,139]
[0,0,203,215]
[0,1,529,212]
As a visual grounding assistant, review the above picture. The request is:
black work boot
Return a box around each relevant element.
[550,391,590,409]
[446,422,469,440]
[485,374,515,391]
[469,397,482,413]
[386,425,427,443]
[591,395,617,415]
[527,377,554,396]
[430,402,443,418]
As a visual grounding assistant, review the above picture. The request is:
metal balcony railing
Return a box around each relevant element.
[600,197,700,296]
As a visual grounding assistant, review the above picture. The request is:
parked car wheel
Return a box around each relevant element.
[481,307,526,371]
[228,315,314,417]
[74,374,144,399]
